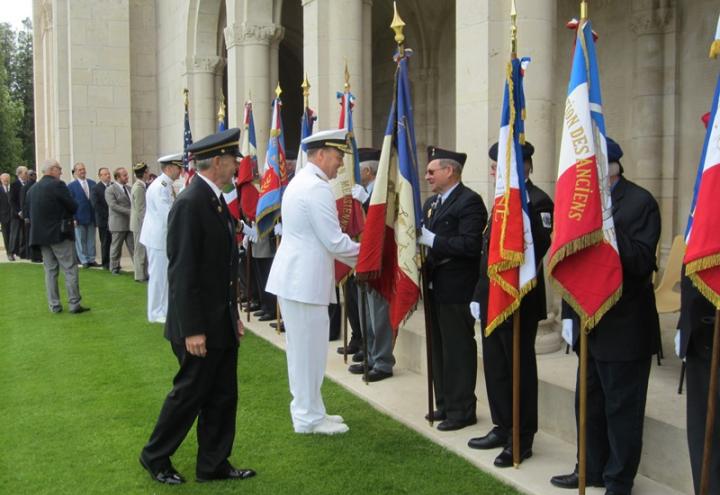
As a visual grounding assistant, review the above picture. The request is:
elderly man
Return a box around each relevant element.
[130,162,150,281]
[26,159,89,314]
[91,167,112,269]
[419,146,488,432]
[68,162,97,268]
[551,138,661,494]
[20,170,42,263]
[0,173,12,260]
[9,165,28,259]
[140,153,183,323]
[267,129,360,435]
[106,167,135,274]
[140,128,254,485]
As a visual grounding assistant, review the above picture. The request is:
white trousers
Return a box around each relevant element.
[146,247,169,322]
[278,297,329,432]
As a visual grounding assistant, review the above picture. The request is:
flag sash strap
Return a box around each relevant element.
[547,19,622,331]
[485,57,537,336]
[684,70,720,307]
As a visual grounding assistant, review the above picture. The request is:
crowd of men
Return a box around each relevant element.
[3,122,716,494]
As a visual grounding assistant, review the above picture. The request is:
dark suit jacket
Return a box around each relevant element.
[90,182,109,229]
[19,179,35,215]
[564,176,661,361]
[678,271,716,360]
[422,182,488,304]
[165,176,239,349]
[473,180,554,330]
[0,186,10,225]
[26,176,78,247]
[68,179,97,225]
[9,179,24,217]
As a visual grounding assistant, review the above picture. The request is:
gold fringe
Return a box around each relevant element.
[255,204,281,240]
[547,230,605,276]
[484,276,538,337]
[686,253,720,308]
[550,278,622,333]
[710,40,720,59]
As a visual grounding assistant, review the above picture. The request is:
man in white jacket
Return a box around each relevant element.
[266,129,359,435]
[139,154,183,323]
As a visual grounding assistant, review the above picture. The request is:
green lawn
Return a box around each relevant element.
[0,263,519,495]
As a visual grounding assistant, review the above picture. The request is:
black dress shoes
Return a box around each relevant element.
[111,268,121,275]
[336,344,361,355]
[493,446,532,468]
[352,351,365,363]
[196,466,256,482]
[436,417,477,431]
[550,471,605,489]
[258,313,275,322]
[7,254,15,261]
[253,310,266,317]
[269,322,285,332]
[139,457,186,485]
[364,369,393,382]
[424,410,446,421]
[348,363,366,375]
[69,306,90,314]
[468,430,507,450]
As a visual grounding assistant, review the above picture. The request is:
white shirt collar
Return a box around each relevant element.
[197,172,222,198]
[439,182,460,203]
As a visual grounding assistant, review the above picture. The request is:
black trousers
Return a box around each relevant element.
[253,257,276,315]
[98,226,111,268]
[1,220,11,256]
[574,354,651,493]
[328,286,342,340]
[344,276,362,345]
[686,349,720,495]
[482,317,538,448]
[141,342,238,476]
[430,299,477,422]
[9,216,25,257]
[238,250,258,302]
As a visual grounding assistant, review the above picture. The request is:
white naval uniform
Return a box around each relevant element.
[266,162,359,432]
[139,173,175,323]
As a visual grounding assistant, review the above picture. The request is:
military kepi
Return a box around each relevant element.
[187,127,241,161]
[358,147,381,162]
[158,153,183,167]
[427,145,467,166]
[488,141,535,161]
[133,161,148,173]
[301,128,351,153]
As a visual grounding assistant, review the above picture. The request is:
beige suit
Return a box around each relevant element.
[130,180,147,280]
[105,182,134,271]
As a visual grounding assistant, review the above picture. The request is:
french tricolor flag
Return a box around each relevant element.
[547,18,622,330]
[225,101,259,223]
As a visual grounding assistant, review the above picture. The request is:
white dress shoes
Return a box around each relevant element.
[295,418,349,435]
[325,414,344,424]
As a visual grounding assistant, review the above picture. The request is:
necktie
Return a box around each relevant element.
[123,185,130,200]
[82,180,89,198]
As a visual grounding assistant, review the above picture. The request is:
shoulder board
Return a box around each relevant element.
[314,173,328,183]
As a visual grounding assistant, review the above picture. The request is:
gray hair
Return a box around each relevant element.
[360,160,379,176]
[15,165,28,176]
[0,173,10,181]
[438,158,463,177]
[194,158,213,171]
[41,159,59,174]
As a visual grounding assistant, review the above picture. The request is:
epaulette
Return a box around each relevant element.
[314,173,328,183]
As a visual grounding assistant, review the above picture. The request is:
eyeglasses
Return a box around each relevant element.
[426,166,447,176]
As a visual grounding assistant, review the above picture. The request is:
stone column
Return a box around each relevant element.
[303,0,367,144]
[361,0,373,144]
[630,1,675,256]
[186,56,222,140]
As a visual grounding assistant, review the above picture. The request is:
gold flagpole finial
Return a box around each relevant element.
[217,95,226,123]
[183,88,189,108]
[580,0,588,21]
[301,73,310,108]
[510,0,518,58]
[391,1,406,50]
[275,82,282,100]
[344,61,351,91]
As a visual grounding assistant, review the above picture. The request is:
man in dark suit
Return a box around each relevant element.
[9,165,28,258]
[140,128,255,485]
[26,159,89,314]
[468,141,553,467]
[20,170,42,262]
[678,272,719,495]
[68,162,97,268]
[0,173,13,260]
[418,145,488,431]
[551,138,661,494]
[90,167,112,269]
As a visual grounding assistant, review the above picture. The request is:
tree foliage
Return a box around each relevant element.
[0,20,34,175]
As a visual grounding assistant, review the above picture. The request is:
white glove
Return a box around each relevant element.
[242,235,249,250]
[418,226,436,247]
[469,301,481,321]
[351,184,369,204]
[274,222,282,236]
[675,329,681,358]
[240,220,253,236]
[561,318,574,347]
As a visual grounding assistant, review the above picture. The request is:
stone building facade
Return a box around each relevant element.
[33,0,716,261]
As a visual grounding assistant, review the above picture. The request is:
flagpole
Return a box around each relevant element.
[390,1,433,423]
[274,82,283,336]
[242,99,253,323]
[507,0,523,469]
[700,309,720,495]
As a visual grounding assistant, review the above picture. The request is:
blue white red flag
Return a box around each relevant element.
[182,97,194,186]
[296,105,315,170]
[684,39,720,308]
[255,97,288,238]
[224,101,259,223]
[356,49,422,334]
[485,57,536,336]
[547,19,622,330]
